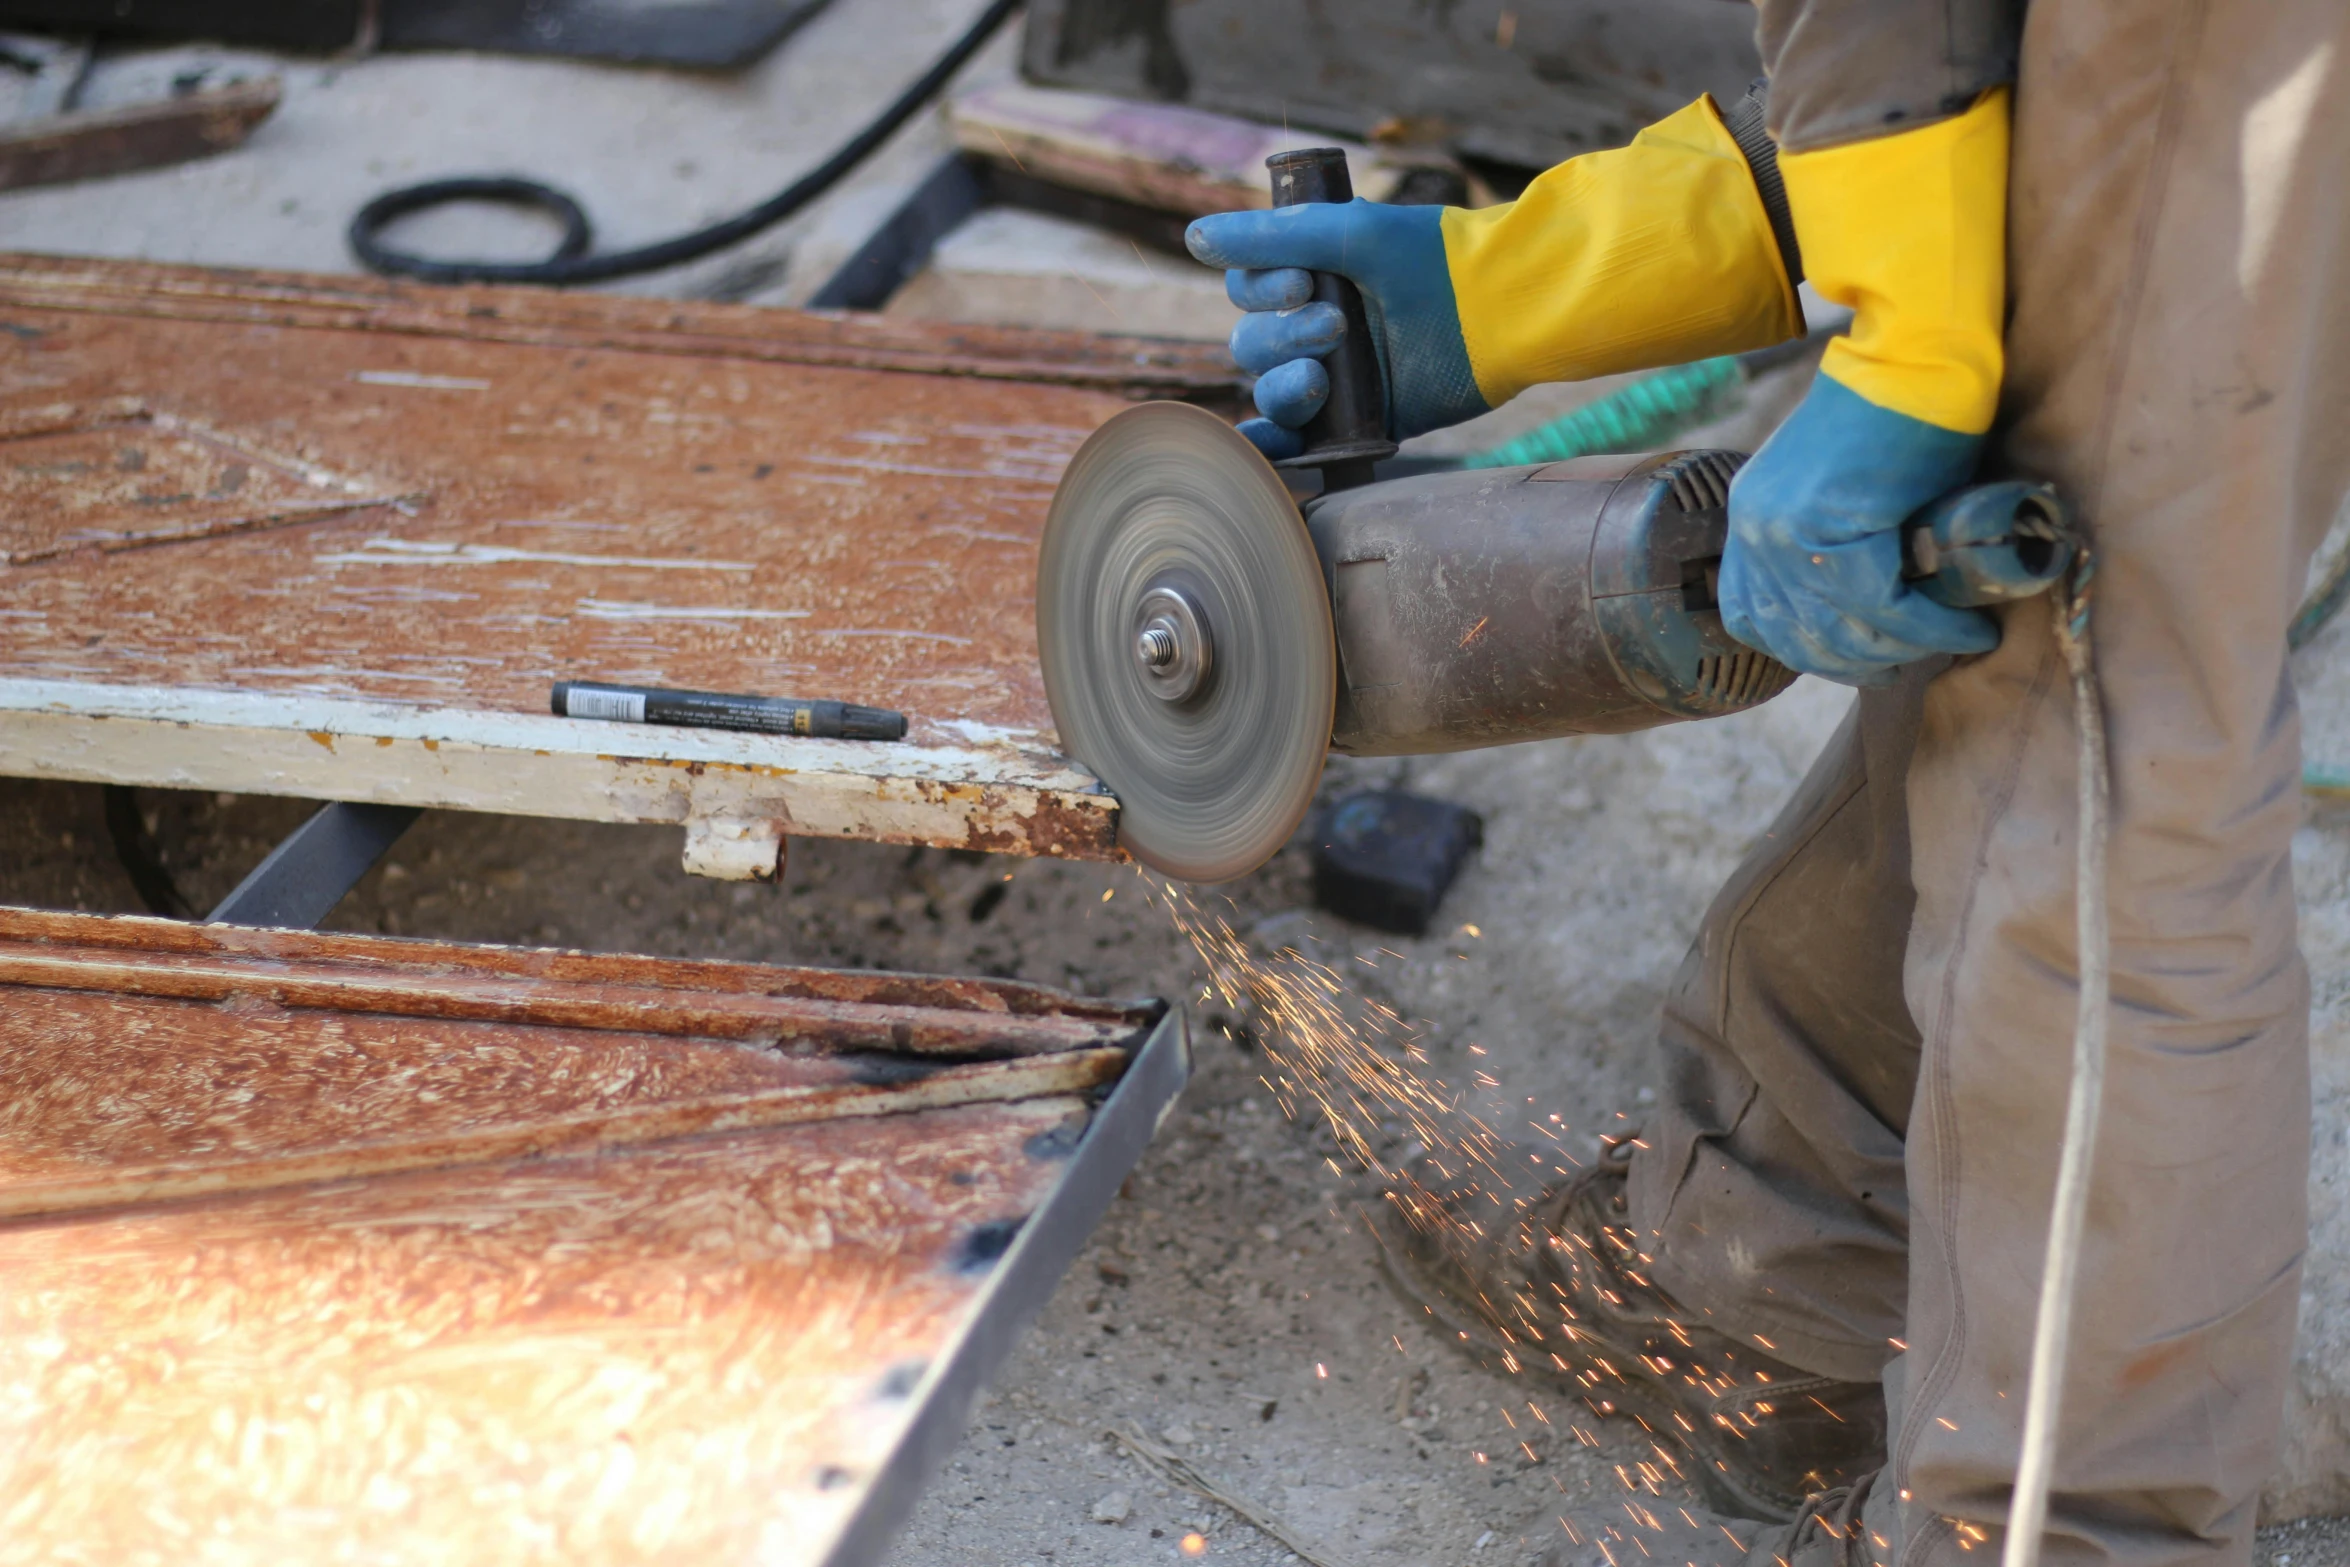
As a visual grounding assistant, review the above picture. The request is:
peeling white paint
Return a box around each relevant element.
[810,628,974,645]
[0,678,1115,864]
[316,539,757,572]
[934,718,1047,747]
[571,600,812,621]
[350,370,493,391]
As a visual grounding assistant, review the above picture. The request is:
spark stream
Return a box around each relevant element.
[1145,875,1516,1235]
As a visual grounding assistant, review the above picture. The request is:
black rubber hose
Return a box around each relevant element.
[349,0,1021,286]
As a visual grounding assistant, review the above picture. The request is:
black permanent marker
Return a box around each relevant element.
[552,681,908,740]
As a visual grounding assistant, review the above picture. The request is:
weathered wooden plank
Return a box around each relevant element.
[0,79,282,193]
[947,80,1403,215]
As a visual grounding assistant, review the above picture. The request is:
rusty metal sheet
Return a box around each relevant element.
[0,255,1256,861]
[0,402,400,564]
[0,251,1248,400]
[0,905,1189,1566]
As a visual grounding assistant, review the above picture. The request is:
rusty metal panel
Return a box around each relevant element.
[0,906,1188,1566]
[0,402,399,564]
[0,252,1247,400]
[0,313,1123,723]
[0,256,1254,859]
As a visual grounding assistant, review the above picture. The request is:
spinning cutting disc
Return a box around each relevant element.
[1039,402,1336,882]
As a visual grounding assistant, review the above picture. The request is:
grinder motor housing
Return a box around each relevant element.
[1307,448,1786,755]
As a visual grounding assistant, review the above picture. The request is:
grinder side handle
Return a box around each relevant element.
[1265,148,1399,490]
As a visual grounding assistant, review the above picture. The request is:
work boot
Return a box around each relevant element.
[1372,1135,1886,1522]
[1542,1472,1893,1567]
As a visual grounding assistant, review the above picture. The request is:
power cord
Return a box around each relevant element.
[348,0,1020,286]
[2004,536,2109,1567]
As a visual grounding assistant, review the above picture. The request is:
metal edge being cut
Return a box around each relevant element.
[821,1006,1191,1567]
[1037,403,1335,882]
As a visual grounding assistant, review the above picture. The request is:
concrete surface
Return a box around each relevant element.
[1,4,2346,1560]
[0,0,1013,306]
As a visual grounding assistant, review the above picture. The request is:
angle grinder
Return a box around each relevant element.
[1037,149,2074,883]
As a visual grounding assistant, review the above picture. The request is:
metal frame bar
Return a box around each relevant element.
[207,801,422,928]
[806,153,991,311]
[825,1004,1191,1567]
[805,152,1190,313]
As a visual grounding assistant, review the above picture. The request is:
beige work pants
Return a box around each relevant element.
[1625,1,2350,1562]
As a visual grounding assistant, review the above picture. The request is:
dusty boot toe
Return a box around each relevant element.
[1374,1136,1887,1522]
[1540,1473,1884,1567]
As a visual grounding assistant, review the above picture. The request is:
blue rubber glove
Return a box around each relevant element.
[1718,376,1999,686]
[1185,201,1484,460]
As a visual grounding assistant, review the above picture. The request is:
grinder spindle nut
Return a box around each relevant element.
[1133,583,1213,704]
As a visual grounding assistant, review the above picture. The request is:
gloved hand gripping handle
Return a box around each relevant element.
[1265,149,1400,490]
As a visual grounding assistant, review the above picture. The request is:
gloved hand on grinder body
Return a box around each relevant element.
[1716,89,2012,685]
[1185,97,1804,458]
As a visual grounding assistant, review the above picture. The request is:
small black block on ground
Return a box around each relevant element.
[1311,789,1483,936]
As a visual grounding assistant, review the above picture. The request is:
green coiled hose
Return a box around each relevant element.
[1465,355,1746,469]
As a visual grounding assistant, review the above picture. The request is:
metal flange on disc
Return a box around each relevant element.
[1038,402,1336,882]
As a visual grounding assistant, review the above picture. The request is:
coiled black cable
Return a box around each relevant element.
[348,0,1020,286]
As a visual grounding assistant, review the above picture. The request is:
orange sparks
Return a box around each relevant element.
[1180,1532,1208,1556]
[1155,879,1512,1231]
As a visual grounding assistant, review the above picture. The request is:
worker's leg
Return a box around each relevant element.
[1626,670,1931,1387]
[1870,1,2350,1562]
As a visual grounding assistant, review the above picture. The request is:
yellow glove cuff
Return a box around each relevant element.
[1439,96,1804,409]
[1780,88,2010,435]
